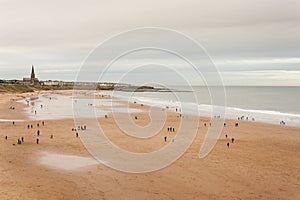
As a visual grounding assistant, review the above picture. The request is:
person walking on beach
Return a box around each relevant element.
[227,142,230,148]
[164,136,167,142]
[21,137,24,142]
[27,124,30,129]
[36,138,39,144]
[225,134,228,139]
[42,121,45,126]
[76,132,79,137]
[50,134,53,139]
[37,130,40,136]
[232,138,235,143]
[5,136,7,140]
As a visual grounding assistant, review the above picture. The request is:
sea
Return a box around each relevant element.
[108,86,300,127]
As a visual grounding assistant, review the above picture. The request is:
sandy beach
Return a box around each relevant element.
[0,91,299,200]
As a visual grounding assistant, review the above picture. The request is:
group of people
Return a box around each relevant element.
[167,127,175,132]
[175,108,181,112]
[5,121,47,145]
[71,128,80,138]
[203,121,238,148]
[17,137,24,144]
[78,125,87,131]
[280,120,286,125]
[27,121,44,129]
[164,126,177,142]
[225,134,235,148]
[204,123,211,127]
[238,116,255,121]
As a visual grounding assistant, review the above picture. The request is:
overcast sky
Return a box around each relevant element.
[0,0,299,86]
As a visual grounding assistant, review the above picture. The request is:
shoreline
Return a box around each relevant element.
[1,89,299,128]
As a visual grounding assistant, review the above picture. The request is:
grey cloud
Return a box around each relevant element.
[0,0,299,85]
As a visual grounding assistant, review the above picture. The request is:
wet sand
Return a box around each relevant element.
[0,92,299,200]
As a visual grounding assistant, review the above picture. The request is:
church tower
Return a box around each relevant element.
[23,65,39,86]
[30,65,38,85]
[31,65,35,79]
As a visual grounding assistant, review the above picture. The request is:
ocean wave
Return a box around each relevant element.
[112,93,300,127]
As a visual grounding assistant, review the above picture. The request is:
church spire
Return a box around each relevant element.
[31,65,35,79]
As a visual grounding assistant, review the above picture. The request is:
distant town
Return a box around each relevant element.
[0,65,170,92]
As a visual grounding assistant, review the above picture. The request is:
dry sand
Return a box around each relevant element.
[0,92,299,200]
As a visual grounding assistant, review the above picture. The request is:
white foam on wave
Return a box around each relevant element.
[112,93,300,127]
